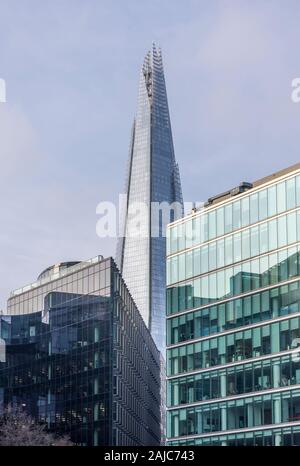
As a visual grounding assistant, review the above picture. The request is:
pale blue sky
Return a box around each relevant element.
[1,0,300,308]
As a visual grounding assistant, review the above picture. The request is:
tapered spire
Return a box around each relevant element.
[116,45,183,353]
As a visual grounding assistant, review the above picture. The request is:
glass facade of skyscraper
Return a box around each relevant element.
[166,163,300,446]
[0,257,161,446]
[117,44,183,353]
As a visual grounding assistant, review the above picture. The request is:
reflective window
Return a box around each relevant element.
[167,280,300,343]
[217,207,225,237]
[250,193,259,224]
[168,173,300,255]
[287,178,296,210]
[224,205,232,234]
[277,182,286,214]
[167,245,300,312]
[167,389,300,438]
[259,189,268,221]
[233,201,241,230]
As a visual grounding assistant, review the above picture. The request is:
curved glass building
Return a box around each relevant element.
[0,256,161,446]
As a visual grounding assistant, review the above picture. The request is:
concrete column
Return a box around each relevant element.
[271,324,280,354]
[273,363,281,388]
[174,357,179,374]
[174,382,179,405]
[221,374,227,397]
[247,404,253,427]
[221,407,227,431]
[274,398,281,424]
[274,397,284,446]
[272,298,279,318]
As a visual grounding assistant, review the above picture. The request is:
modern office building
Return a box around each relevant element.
[117,43,183,353]
[0,256,161,446]
[166,163,300,446]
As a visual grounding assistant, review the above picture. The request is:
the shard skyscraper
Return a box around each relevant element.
[117,44,183,353]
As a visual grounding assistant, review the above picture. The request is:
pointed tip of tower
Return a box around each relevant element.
[151,41,162,56]
[141,43,164,81]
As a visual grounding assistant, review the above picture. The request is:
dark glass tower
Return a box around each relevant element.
[117,44,183,353]
[0,257,161,446]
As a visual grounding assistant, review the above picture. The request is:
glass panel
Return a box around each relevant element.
[217,207,225,237]
[201,215,208,243]
[269,220,278,251]
[287,212,297,244]
[278,216,287,248]
[178,223,185,252]
[171,256,178,283]
[225,237,233,266]
[296,175,300,206]
[186,251,193,279]
[241,197,250,227]
[259,189,268,221]
[193,216,201,246]
[178,253,186,282]
[242,230,251,260]
[250,226,259,257]
[260,223,268,254]
[209,243,217,270]
[193,248,201,277]
[277,182,286,214]
[233,233,242,263]
[209,211,217,240]
[225,205,233,234]
[268,185,277,217]
[170,226,177,254]
[233,201,241,230]
[250,193,259,224]
[217,239,225,268]
[185,220,193,249]
[200,246,209,274]
[286,178,296,210]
